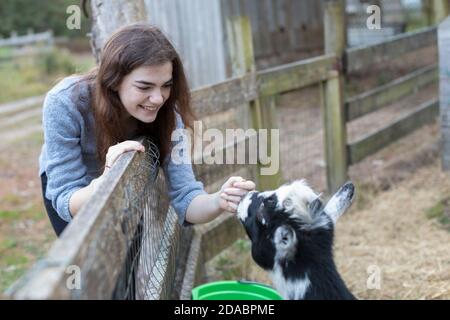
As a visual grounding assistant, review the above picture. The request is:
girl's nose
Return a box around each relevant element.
[149,90,163,105]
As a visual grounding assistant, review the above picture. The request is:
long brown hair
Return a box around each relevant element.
[82,23,196,168]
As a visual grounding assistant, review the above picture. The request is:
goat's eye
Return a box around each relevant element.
[265,197,276,207]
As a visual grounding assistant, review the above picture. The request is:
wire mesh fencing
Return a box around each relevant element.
[109,137,184,300]
[275,84,327,193]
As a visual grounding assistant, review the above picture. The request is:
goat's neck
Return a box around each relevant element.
[271,254,354,300]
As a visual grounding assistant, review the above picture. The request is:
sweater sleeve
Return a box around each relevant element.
[162,113,207,226]
[42,93,91,222]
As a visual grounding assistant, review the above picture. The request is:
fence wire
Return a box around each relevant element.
[111,137,182,300]
[276,84,327,193]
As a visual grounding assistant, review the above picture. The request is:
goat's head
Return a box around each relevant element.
[237,180,355,271]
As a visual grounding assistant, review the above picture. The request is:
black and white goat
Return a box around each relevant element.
[237,180,356,300]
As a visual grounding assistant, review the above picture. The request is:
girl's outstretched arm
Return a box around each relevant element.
[185,176,256,224]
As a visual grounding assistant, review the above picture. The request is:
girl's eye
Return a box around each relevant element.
[136,86,150,91]
[163,83,173,88]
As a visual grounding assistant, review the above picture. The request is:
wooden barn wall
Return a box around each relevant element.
[144,0,227,89]
[221,0,324,69]
[144,0,324,88]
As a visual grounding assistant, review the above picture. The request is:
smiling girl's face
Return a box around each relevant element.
[117,61,173,123]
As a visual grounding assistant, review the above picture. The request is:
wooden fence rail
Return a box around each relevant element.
[0,30,54,48]
[345,64,438,121]
[344,25,440,167]
[345,26,437,73]
[348,98,439,164]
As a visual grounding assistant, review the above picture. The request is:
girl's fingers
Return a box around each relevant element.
[227,202,238,212]
[223,187,248,197]
[106,141,145,168]
[220,193,241,204]
[226,176,245,187]
[232,180,256,191]
[115,141,145,153]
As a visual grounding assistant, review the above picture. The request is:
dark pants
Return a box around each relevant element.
[40,173,69,237]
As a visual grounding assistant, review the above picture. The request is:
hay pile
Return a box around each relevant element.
[337,159,450,299]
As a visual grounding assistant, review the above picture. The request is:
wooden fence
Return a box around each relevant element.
[5,10,440,299]
[0,30,54,61]
[344,27,439,165]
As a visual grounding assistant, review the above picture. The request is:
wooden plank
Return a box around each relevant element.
[199,214,246,263]
[0,30,53,47]
[192,53,337,117]
[191,73,258,118]
[192,130,259,183]
[179,213,246,300]
[438,17,450,170]
[432,0,449,24]
[346,64,438,121]
[324,0,347,55]
[323,71,348,194]
[179,233,205,300]
[348,98,439,165]
[6,137,164,299]
[323,0,347,194]
[346,26,437,73]
[258,94,284,190]
[258,54,337,96]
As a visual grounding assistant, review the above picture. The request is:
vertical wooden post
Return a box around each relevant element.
[433,0,450,24]
[258,94,284,190]
[438,17,450,171]
[323,71,348,191]
[323,0,348,193]
[422,0,433,26]
[226,16,283,190]
[324,0,347,56]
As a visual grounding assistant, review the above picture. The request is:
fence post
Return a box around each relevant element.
[433,0,449,24]
[439,17,450,170]
[323,0,348,193]
[422,0,433,26]
[226,16,283,190]
[258,94,284,190]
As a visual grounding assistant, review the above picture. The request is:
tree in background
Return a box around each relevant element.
[0,0,90,38]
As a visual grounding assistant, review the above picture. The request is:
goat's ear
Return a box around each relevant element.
[273,225,297,260]
[309,198,323,215]
[323,182,355,225]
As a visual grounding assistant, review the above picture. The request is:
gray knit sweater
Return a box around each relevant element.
[39,75,206,224]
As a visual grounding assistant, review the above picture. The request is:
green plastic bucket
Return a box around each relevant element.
[191,280,283,300]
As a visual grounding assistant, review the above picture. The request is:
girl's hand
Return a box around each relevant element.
[103,140,145,173]
[218,176,256,214]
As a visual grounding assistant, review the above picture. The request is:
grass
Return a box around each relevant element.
[426,197,450,231]
[0,193,55,293]
[0,229,53,293]
[206,238,257,282]
[0,210,21,221]
[0,47,95,104]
